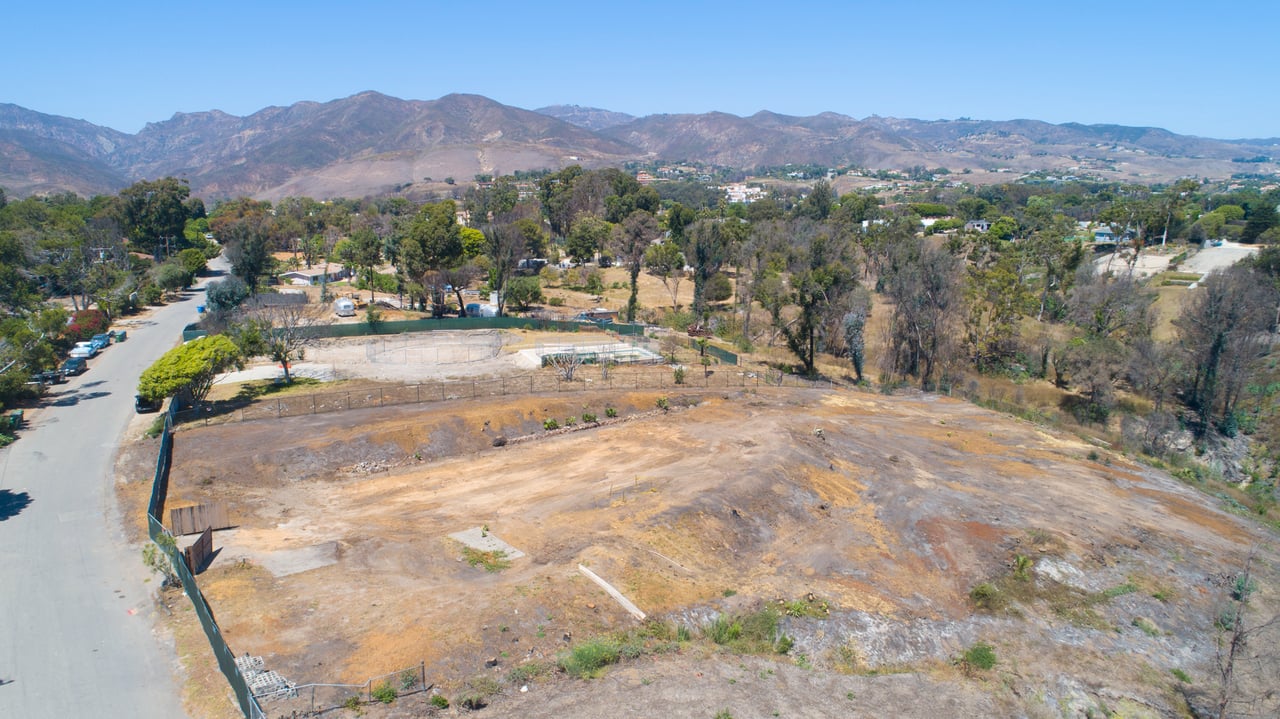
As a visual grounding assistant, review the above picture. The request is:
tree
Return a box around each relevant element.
[483,221,527,317]
[665,203,697,243]
[794,180,835,221]
[566,213,610,265]
[204,276,250,315]
[1176,265,1276,434]
[233,302,328,384]
[177,247,208,277]
[1208,549,1280,719]
[685,219,739,322]
[644,240,685,310]
[880,237,966,389]
[1058,264,1155,421]
[504,275,543,311]
[842,288,872,382]
[615,211,658,322]
[153,262,192,295]
[398,200,462,314]
[780,233,858,375]
[965,249,1034,371]
[214,202,274,292]
[137,335,241,406]
[117,177,191,257]
[343,226,383,302]
[1241,203,1278,243]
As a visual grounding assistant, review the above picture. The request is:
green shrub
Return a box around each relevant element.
[605,407,617,418]
[969,582,1006,611]
[673,366,686,384]
[399,669,418,690]
[960,642,997,672]
[656,396,669,411]
[564,416,577,426]
[506,661,551,684]
[1132,617,1161,637]
[430,693,449,708]
[548,296,565,307]
[1170,668,1192,683]
[371,681,397,704]
[543,418,559,430]
[344,694,362,710]
[462,547,510,572]
[144,416,166,439]
[559,639,620,678]
[582,412,597,423]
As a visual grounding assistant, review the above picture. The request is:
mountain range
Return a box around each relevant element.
[1,91,1276,201]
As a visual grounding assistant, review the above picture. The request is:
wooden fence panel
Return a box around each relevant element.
[183,526,215,574]
[170,502,231,536]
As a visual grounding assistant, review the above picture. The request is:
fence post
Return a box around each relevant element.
[312,394,317,414]
[276,398,281,418]
[346,392,351,410]
[380,388,384,406]
[417,384,421,403]
[420,661,426,691]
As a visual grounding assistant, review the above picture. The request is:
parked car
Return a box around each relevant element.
[61,357,87,375]
[69,341,98,358]
[31,369,66,385]
[134,394,162,413]
[90,333,112,351]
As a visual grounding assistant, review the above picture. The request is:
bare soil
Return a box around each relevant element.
[117,363,1280,718]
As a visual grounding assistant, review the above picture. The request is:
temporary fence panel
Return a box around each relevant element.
[146,397,263,719]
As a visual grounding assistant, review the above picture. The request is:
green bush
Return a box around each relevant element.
[969,582,1006,611]
[673,366,686,384]
[605,406,617,418]
[656,396,669,411]
[371,681,397,703]
[582,412,597,423]
[559,639,621,678]
[548,296,565,307]
[543,418,559,430]
[430,693,449,708]
[961,642,997,671]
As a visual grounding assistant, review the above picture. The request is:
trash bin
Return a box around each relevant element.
[196,305,206,313]
[114,329,127,342]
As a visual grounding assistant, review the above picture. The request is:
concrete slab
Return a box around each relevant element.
[448,527,526,559]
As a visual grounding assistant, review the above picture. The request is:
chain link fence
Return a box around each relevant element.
[176,367,832,427]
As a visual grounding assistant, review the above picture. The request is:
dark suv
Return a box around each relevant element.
[60,357,88,376]
[134,394,162,413]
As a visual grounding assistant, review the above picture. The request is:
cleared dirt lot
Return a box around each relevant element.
[130,358,1279,718]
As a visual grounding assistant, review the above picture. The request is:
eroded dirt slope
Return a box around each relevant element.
[157,387,1278,718]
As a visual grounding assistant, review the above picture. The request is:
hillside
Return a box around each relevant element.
[2,92,1278,200]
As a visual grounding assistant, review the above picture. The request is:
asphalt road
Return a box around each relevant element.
[0,269,223,718]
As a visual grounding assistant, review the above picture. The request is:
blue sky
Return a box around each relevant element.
[6,1,1276,139]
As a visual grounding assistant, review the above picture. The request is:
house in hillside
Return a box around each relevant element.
[1093,227,1117,244]
[279,263,350,286]
[964,220,991,233]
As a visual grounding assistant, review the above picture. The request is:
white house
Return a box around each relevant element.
[280,263,350,286]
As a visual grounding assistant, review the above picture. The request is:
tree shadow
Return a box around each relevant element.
[49,390,111,407]
[0,489,33,521]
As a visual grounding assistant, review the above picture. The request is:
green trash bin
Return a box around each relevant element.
[114,329,127,342]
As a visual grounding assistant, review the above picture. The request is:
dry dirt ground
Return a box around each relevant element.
[115,341,1280,719]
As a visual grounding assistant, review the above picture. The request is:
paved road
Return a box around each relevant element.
[0,269,223,718]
